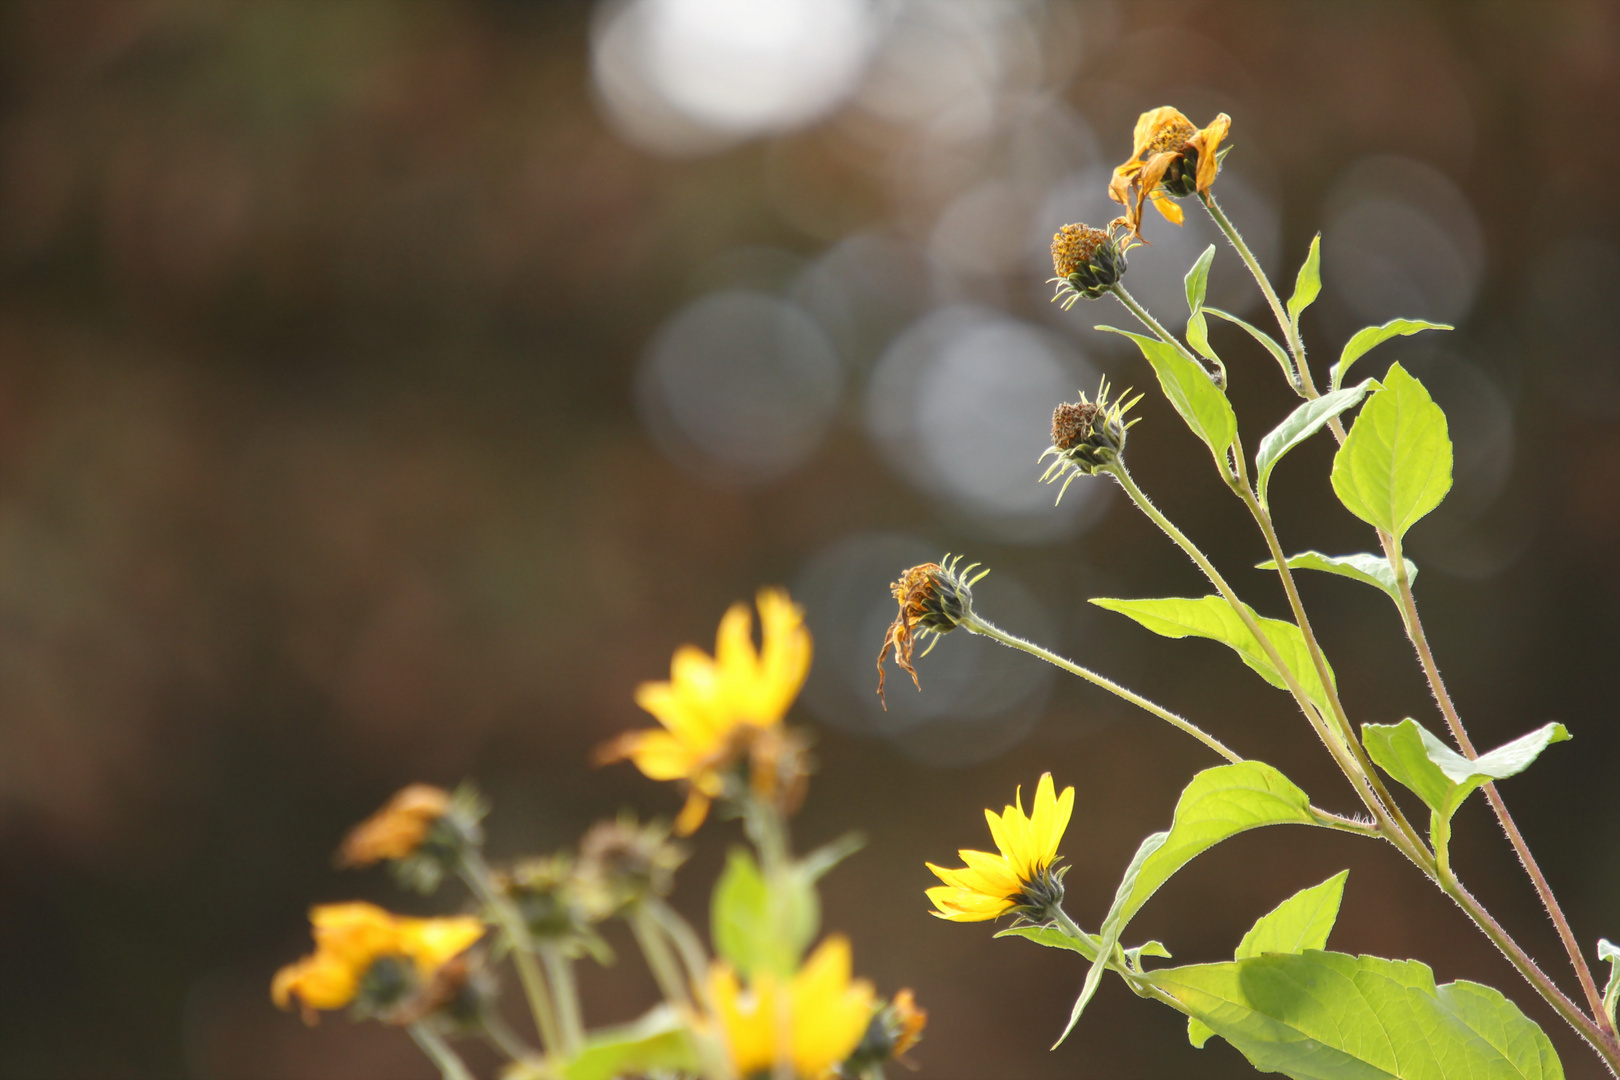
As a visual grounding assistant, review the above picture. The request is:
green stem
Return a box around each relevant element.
[1383,534,1618,1044]
[408,1023,476,1080]
[540,944,584,1058]
[647,897,715,1014]
[458,850,565,1056]
[481,1013,539,1065]
[961,612,1242,764]
[1110,282,1222,384]
[1200,193,1308,391]
[629,904,693,1012]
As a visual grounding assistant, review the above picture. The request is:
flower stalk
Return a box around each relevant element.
[407,1022,475,1080]
[456,848,565,1057]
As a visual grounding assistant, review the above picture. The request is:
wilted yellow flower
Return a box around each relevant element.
[271,902,484,1023]
[926,773,1074,922]
[597,588,812,834]
[709,936,875,1079]
[876,557,986,707]
[338,784,450,867]
[1108,106,1231,238]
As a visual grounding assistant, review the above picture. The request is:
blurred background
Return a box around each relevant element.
[2,1,1616,1077]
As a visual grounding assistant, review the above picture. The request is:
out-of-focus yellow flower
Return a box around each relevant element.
[338,784,450,867]
[888,988,928,1059]
[926,773,1074,922]
[709,936,875,1079]
[1108,106,1231,238]
[597,589,812,834]
[271,902,484,1023]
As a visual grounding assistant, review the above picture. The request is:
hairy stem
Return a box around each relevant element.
[1109,282,1222,382]
[408,1023,476,1080]
[458,849,565,1056]
[962,612,1242,763]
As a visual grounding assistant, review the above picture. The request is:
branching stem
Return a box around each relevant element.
[408,1023,475,1080]
[458,848,564,1057]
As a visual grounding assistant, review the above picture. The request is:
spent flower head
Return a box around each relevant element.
[596,588,812,835]
[875,555,989,707]
[1049,219,1137,309]
[1039,379,1143,503]
[840,988,928,1078]
[338,783,487,894]
[708,935,875,1080]
[1108,106,1232,239]
[926,773,1074,925]
[575,813,688,916]
[271,902,485,1024]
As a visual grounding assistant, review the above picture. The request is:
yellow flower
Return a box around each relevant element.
[709,936,876,1079]
[597,588,812,834]
[271,902,484,1023]
[337,784,450,867]
[1108,106,1231,238]
[925,773,1074,922]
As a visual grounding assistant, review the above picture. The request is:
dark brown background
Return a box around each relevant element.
[2,2,1616,1078]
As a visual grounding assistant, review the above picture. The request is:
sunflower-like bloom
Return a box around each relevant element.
[709,936,876,1080]
[926,773,1074,923]
[597,588,812,835]
[271,902,485,1023]
[338,784,450,867]
[876,556,988,707]
[1108,106,1231,238]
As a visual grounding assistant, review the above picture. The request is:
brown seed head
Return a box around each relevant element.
[1050,223,1108,279]
[1051,401,1099,451]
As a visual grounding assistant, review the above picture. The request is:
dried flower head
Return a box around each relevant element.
[1108,106,1232,239]
[1049,219,1136,309]
[875,555,988,707]
[338,785,450,867]
[576,814,688,915]
[1040,379,1142,502]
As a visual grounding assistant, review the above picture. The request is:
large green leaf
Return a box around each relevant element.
[1091,595,1335,713]
[710,847,817,978]
[1256,380,1378,509]
[1286,234,1322,325]
[1151,951,1563,1080]
[1331,364,1452,540]
[550,1006,699,1080]
[1599,939,1618,1026]
[1057,762,1318,1045]
[1185,245,1219,363]
[1331,319,1452,391]
[1257,551,1417,605]
[1206,306,1295,384]
[1098,326,1236,461]
[1237,871,1349,960]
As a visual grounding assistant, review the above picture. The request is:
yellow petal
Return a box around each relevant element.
[1151,192,1185,225]
[397,915,485,976]
[619,729,703,781]
[673,790,712,836]
[1131,106,1190,157]
[1192,113,1231,193]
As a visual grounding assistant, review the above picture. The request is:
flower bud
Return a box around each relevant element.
[1040,380,1142,502]
[876,555,989,706]
[1049,219,1135,309]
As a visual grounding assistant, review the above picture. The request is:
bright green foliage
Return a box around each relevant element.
[1185,245,1219,362]
[711,847,818,978]
[1206,306,1295,383]
[1057,762,1319,1046]
[1256,379,1379,509]
[1091,595,1335,713]
[1331,364,1452,540]
[996,924,1100,962]
[1331,319,1452,391]
[1258,551,1418,604]
[1152,952,1563,1080]
[1098,326,1235,462]
[1236,871,1349,960]
[1599,939,1619,1026]
[553,1006,698,1080]
[1286,234,1322,325]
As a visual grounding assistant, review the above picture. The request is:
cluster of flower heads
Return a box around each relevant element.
[1049,105,1233,308]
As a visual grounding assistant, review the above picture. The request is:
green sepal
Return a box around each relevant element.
[1331,363,1452,541]
[1255,379,1379,509]
[1097,325,1236,464]
[1151,951,1564,1079]
[1331,318,1452,391]
[1091,595,1335,714]
[1286,234,1322,326]
[1257,551,1417,605]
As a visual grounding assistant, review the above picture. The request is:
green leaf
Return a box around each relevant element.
[1097,326,1236,461]
[710,847,818,978]
[1126,940,1173,968]
[1257,551,1418,604]
[1185,244,1216,316]
[1362,719,1572,828]
[799,831,864,883]
[1598,939,1618,1026]
[557,1005,699,1080]
[1256,380,1379,509]
[1236,871,1348,960]
[1206,306,1295,384]
[1331,363,1452,540]
[1091,595,1335,713]
[1058,762,1318,1046]
[1286,234,1322,326]
[1331,319,1452,392]
[1150,951,1564,1080]
[995,924,1100,962]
